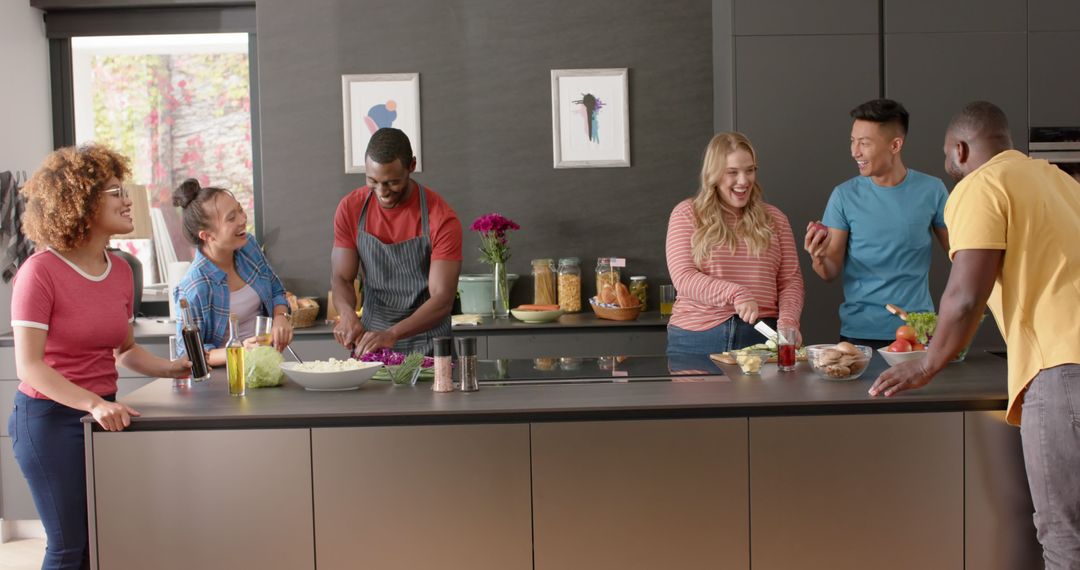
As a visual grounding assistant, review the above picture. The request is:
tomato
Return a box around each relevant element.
[911,342,926,351]
[895,325,917,343]
[887,339,912,353]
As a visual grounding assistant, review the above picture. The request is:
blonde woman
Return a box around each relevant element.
[665,132,805,355]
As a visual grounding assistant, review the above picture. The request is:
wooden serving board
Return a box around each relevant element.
[709,352,808,365]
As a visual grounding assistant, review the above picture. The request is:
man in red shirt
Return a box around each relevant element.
[331,128,462,355]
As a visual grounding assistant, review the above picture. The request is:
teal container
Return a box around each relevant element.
[458,273,519,315]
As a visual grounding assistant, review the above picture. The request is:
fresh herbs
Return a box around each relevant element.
[387,352,426,385]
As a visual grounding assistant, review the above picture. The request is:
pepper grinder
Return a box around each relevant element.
[456,337,478,392]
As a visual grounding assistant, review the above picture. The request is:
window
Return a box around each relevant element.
[70,33,254,284]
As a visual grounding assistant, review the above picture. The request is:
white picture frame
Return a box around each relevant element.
[551,68,630,168]
[342,73,422,174]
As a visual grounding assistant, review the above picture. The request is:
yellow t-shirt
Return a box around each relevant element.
[945,149,1080,425]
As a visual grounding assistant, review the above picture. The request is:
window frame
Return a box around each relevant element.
[44,4,263,242]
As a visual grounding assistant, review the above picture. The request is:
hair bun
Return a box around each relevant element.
[172,178,202,209]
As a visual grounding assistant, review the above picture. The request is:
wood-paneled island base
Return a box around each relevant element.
[84,351,1041,570]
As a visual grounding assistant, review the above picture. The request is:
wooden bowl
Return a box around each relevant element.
[589,297,642,321]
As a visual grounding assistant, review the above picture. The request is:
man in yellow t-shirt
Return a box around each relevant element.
[871,101,1080,567]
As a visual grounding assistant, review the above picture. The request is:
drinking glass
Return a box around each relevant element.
[169,335,192,390]
[254,316,273,347]
[659,285,676,317]
[778,326,798,372]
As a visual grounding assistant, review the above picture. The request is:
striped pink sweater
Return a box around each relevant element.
[665,199,804,332]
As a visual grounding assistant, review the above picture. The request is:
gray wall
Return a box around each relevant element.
[257,0,714,308]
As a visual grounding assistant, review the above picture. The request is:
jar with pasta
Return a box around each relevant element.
[532,258,557,306]
[595,257,621,300]
[557,257,582,312]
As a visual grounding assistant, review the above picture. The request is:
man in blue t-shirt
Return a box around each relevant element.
[804,99,950,348]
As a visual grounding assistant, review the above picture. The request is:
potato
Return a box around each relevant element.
[822,348,844,363]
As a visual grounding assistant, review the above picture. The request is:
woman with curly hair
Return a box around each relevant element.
[665,132,805,355]
[171,178,292,365]
[10,143,191,570]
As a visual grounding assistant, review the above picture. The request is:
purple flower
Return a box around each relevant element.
[470,212,520,265]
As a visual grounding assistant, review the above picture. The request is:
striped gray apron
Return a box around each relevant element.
[356,184,450,355]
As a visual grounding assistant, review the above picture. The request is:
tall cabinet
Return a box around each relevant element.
[729,0,879,342]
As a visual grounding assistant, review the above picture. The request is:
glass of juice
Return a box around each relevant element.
[778,326,798,372]
[659,285,676,317]
[254,316,273,347]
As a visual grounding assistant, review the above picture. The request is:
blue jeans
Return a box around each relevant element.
[8,392,112,570]
[667,317,776,356]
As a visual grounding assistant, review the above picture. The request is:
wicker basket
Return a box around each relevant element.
[589,297,642,321]
[290,299,319,328]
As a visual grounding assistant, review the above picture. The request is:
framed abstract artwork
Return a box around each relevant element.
[550,68,630,168]
[342,73,422,173]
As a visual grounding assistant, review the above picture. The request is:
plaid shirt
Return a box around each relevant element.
[173,234,288,356]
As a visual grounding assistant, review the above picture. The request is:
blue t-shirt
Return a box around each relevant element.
[822,169,948,340]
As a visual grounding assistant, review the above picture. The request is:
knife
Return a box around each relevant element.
[753,321,789,345]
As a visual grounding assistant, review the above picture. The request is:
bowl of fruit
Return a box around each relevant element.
[879,321,928,366]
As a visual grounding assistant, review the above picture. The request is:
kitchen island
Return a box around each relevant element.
[84,351,1040,570]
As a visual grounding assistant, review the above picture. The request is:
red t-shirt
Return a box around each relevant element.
[11,249,134,399]
[333,183,463,262]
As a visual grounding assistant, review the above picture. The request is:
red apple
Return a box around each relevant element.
[811,222,828,234]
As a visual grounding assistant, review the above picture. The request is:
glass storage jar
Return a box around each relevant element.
[532,258,557,306]
[557,257,581,312]
[595,257,620,301]
[629,276,647,310]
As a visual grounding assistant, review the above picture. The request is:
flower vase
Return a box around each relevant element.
[492,261,510,318]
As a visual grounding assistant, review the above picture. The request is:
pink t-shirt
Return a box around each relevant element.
[11,249,134,400]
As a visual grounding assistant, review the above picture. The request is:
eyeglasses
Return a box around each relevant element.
[102,185,129,200]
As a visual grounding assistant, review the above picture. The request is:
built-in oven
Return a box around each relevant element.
[1029,127,1080,182]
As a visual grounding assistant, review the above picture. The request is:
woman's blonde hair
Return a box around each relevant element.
[690,132,773,264]
[21,144,131,251]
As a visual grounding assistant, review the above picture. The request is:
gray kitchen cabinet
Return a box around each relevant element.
[311,424,532,570]
[886,32,1025,349]
[733,0,877,36]
[1030,0,1080,31]
[734,34,878,343]
[965,411,1044,570]
[1029,32,1080,126]
[0,380,16,437]
[90,429,314,570]
[1,438,38,520]
[886,32,1028,173]
[884,0,1025,33]
[531,419,749,570]
[750,413,964,570]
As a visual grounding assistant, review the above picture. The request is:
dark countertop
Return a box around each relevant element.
[1,312,669,347]
[98,351,1009,431]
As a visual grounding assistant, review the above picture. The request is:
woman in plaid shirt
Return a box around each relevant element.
[171,179,292,365]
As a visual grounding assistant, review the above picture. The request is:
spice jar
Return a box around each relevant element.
[595,257,620,299]
[532,258,557,306]
[557,257,581,312]
[629,276,648,311]
[456,337,478,392]
[432,337,453,393]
